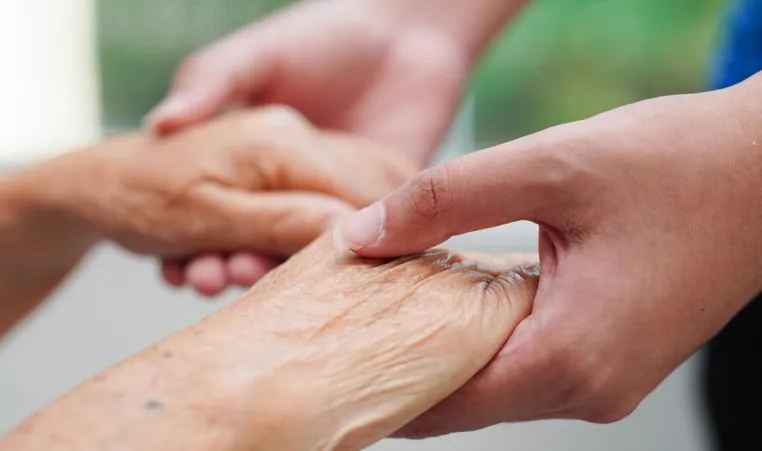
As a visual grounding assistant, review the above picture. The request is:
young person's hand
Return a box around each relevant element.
[147,0,527,163]
[340,76,762,434]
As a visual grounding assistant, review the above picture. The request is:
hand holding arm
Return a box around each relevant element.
[340,74,762,433]
[0,233,538,450]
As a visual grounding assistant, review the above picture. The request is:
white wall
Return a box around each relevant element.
[0,0,100,165]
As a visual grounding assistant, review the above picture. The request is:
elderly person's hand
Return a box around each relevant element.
[1,232,539,451]
[78,107,412,258]
[0,107,413,334]
[147,0,534,296]
[155,107,415,296]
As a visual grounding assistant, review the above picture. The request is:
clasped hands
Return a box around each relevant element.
[146,80,762,440]
[0,106,540,450]
[9,77,762,450]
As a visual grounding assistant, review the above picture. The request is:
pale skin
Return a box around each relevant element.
[1,231,538,450]
[0,233,538,451]
[147,0,527,292]
[0,105,542,449]
[0,106,416,335]
[149,0,762,436]
[0,102,549,449]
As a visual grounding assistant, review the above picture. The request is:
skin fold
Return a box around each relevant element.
[0,106,415,336]
[0,233,539,451]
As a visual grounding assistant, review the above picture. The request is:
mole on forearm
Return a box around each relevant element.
[144,399,165,411]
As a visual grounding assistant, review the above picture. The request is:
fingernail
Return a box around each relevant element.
[340,203,384,249]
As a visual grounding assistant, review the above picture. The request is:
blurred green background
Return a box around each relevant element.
[98,0,729,147]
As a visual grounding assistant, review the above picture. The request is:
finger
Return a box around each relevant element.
[145,27,275,135]
[339,130,575,258]
[161,259,187,287]
[311,131,418,206]
[193,186,356,255]
[209,110,416,207]
[166,107,415,208]
[226,252,280,287]
[185,253,229,297]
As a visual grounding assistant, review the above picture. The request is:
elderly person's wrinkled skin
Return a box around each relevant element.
[1,232,539,451]
[0,106,414,335]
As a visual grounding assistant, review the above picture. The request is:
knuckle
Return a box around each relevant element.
[231,105,314,147]
[405,163,456,224]
[482,265,541,314]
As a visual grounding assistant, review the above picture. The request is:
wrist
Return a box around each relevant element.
[2,151,104,250]
[23,132,156,244]
[191,296,414,451]
[156,312,346,450]
[358,0,527,61]
[704,78,762,292]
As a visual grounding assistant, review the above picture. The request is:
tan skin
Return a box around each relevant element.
[346,75,762,432]
[1,105,541,449]
[0,106,415,336]
[147,0,762,435]
[0,232,539,451]
[0,107,539,451]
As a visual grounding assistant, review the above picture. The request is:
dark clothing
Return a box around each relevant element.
[703,300,762,451]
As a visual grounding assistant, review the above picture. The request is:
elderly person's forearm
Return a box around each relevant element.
[0,233,538,450]
[0,150,107,335]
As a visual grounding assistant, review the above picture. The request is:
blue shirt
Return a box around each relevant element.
[713,0,762,89]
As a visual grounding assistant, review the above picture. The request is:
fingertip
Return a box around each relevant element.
[339,203,385,253]
[144,115,178,136]
[185,254,229,297]
[226,252,279,287]
[144,98,194,135]
[161,260,186,288]
[145,88,221,135]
